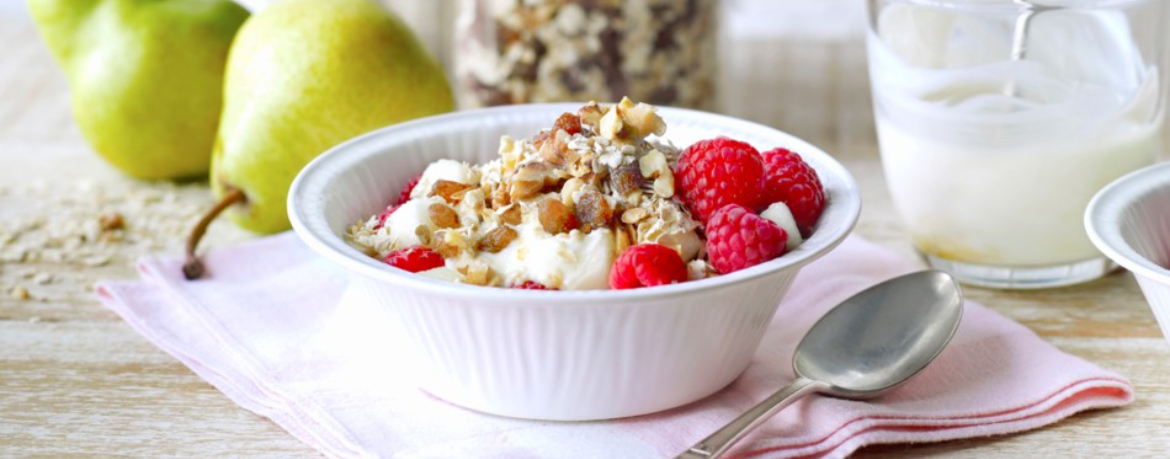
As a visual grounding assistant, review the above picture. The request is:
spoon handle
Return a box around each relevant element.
[675,377,824,459]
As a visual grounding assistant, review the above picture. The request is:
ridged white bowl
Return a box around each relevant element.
[1086,161,1170,347]
[287,104,861,420]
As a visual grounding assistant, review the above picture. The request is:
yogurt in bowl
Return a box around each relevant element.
[344,98,822,291]
[287,103,861,420]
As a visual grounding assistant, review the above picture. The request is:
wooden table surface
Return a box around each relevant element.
[3,3,1169,458]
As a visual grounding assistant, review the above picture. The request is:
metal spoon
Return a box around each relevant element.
[1003,0,1056,98]
[677,270,964,459]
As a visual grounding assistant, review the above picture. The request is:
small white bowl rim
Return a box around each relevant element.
[288,103,862,304]
[1086,160,1170,284]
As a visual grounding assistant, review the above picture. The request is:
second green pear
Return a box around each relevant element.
[212,0,454,234]
[29,0,248,180]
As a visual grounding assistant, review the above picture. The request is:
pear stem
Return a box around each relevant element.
[183,188,246,280]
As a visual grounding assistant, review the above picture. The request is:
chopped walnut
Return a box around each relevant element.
[490,185,512,209]
[621,100,667,139]
[512,162,555,200]
[639,149,669,179]
[457,261,494,286]
[640,149,675,198]
[578,103,604,130]
[652,174,675,198]
[477,226,518,253]
[433,230,464,258]
[431,180,474,204]
[457,189,487,225]
[560,177,585,207]
[499,204,522,225]
[539,130,579,167]
[511,180,544,200]
[599,106,624,140]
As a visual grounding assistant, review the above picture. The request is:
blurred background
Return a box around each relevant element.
[0,0,878,163]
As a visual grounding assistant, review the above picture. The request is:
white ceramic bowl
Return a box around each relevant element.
[288,104,861,420]
[1086,160,1170,347]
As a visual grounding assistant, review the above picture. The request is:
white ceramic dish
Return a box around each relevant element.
[287,104,862,421]
[1086,160,1170,347]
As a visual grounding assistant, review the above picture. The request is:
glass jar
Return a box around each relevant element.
[454,0,718,109]
[866,0,1169,288]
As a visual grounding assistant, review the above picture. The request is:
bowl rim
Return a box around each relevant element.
[288,103,862,303]
[1085,160,1170,284]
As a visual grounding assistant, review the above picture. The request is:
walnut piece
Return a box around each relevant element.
[511,162,554,200]
[560,177,584,207]
[578,103,603,130]
[433,231,464,258]
[539,130,578,167]
[622,101,667,139]
[598,106,624,140]
[431,180,474,204]
[499,204,522,225]
[458,261,494,286]
[639,149,675,198]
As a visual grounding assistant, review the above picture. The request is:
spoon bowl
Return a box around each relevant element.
[796,270,965,397]
[678,270,964,459]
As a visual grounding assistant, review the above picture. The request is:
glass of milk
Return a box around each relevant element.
[866,0,1168,288]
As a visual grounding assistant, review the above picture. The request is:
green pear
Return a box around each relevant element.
[211,0,454,234]
[28,0,248,180]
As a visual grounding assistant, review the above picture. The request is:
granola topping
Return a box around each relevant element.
[348,99,705,290]
[455,0,717,109]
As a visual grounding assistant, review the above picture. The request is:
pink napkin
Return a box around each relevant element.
[96,233,1133,459]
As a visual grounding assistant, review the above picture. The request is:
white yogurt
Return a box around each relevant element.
[473,223,615,290]
[384,195,446,249]
[409,159,481,200]
[761,202,803,252]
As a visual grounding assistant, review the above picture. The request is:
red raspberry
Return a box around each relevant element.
[382,247,445,273]
[761,148,825,237]
[397,172,423,205]
[705,204,788,274]
[609,243,689,289]
[676,137,765,221]
[514,281,553,290]
[372,204,400,230]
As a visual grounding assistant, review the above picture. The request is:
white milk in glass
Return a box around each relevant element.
[867,2,1163,285]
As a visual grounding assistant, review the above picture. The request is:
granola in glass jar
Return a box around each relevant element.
[454,0,718,109]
